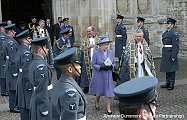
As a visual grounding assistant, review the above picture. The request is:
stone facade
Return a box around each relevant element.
[0,0,186,57]
[52,0,187,58]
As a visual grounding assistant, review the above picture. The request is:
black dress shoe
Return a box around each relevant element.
[83,87,89,93]
[95,106,100,111]
[107,111,112,115]
[160,84,170,88]
[10,109,20,113]
[167,85,174,90]
[1,92,9,96]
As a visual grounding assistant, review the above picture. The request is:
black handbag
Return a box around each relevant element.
[112,71,119,82]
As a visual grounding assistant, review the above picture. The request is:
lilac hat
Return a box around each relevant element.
[97,37,112,45]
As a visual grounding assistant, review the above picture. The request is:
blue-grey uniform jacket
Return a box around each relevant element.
[29,55,52,120]
[0,32,6,78]
[51,74,87,120]
[160,28,179,72]
[15,44,33,109]
[65,25,75,45]
[4,36,19,90]
[140,26,149,45]
[115,23,127,58]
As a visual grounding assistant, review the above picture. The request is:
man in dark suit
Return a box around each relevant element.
[160,17,179,90]
[53,17,62,42]
[45,18,54,47]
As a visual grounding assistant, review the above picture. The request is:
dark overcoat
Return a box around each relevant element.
[160,29,179,72]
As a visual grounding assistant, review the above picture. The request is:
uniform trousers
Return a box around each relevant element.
[166,72,175,85]
[20,107,30,120]
[9,90,16,109]
[0,78,7,93]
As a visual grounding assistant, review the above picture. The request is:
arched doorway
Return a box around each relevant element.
[1,0,52,24]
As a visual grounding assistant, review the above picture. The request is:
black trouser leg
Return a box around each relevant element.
[169,72,176,85]
[166,72,170,85]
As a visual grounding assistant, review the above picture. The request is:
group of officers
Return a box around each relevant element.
[0,13,180,120]
[115,14,179,91]
[0,21,87,120]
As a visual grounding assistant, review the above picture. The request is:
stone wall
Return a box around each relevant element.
[52,0,187,58]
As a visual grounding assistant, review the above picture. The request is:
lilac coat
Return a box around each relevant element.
[89,48,115,97]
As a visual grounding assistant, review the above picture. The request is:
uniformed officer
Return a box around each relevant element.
[51,47,87,120]
[4,24,20,113]
[15,30,33,120]
[53,28,71,80]
[114,76,158,120]
[115,14,127,64]
[160,17,179,90]
[63,17,75,46]
[137,17,150,45]
[28,16,39,38]
[0,22,9,96]
[29,36,52,120]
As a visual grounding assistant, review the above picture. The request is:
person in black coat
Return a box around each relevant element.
[54,17,62,41]
[160,17,179,90]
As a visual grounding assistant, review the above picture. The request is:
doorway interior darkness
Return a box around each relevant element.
[1,0,52,25]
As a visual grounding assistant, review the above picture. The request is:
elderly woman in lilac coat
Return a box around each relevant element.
[89,37,115,115]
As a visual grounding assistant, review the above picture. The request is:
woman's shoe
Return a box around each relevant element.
[95,106,100,111]
[107,111,112,115]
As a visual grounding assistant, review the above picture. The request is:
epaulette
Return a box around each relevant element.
[36,64,45,70]
[65,88,77,98]
[24,51,31,56]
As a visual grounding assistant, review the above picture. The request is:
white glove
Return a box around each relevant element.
[13,73,18,77]
[42,111,48,115]
[171,58,175,61]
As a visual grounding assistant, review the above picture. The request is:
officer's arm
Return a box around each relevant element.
[144,30,150,45]
[34,65,50,115]
[22,51,33,90]
[171,32,179,60]
[121,25,127,41]
[7,41,19,76]
[59,89,79,120]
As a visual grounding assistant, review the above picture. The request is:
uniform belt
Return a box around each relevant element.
[78,115,86,120]
[19,69,23,73]
[6,56,9,60]
[34,84,53,91]
[163,45,172,47]
[116,35,122,37]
